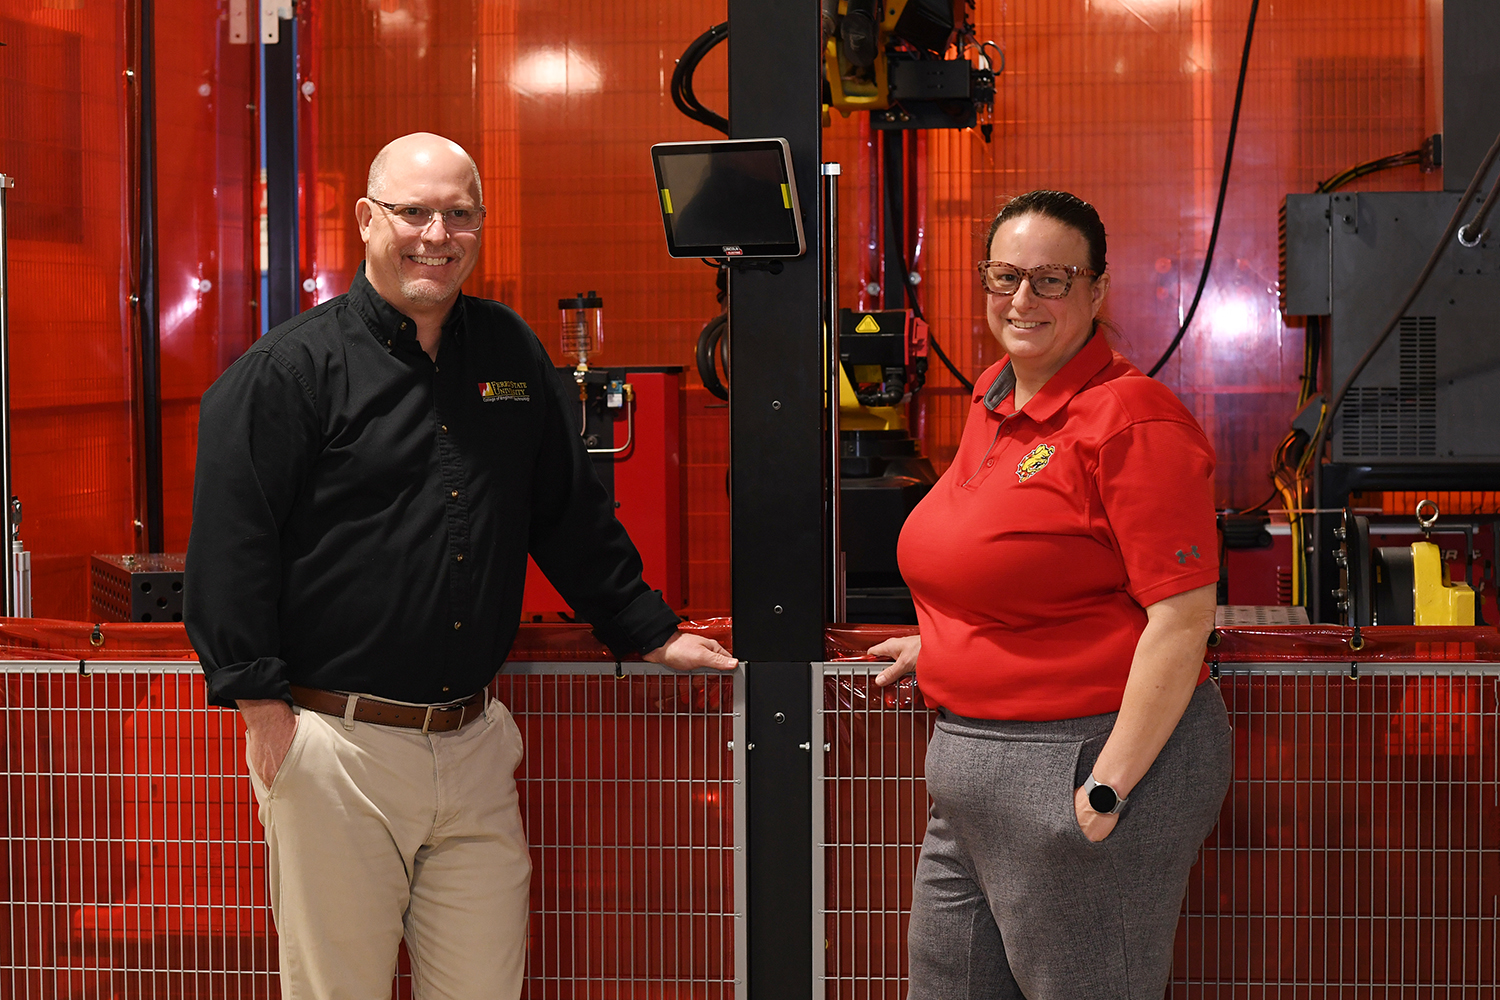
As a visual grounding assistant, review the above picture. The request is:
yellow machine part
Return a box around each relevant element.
[1410,540,1475,626]
[824,36,890,112]
[823,0,915,114]
[838,364,906,432]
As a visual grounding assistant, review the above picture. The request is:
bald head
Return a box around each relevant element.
[357,132,484,332]
[367,132,482,205]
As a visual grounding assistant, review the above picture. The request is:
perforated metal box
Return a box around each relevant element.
[1281,191,1500,464]
[89,553,186,623]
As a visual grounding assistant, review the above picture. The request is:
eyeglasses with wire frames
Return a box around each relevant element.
[369,199,487,233]
[975,260,1098,299]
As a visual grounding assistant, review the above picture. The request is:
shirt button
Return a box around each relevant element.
[441,424,448,433]
[986,459,995,467]
[453,621,462,630]
[455,553,464,562]
[400,322,408,330]
[442,686,450,692]
[450,489,459,498]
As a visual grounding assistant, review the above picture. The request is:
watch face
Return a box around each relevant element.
[1087,782,1119,814]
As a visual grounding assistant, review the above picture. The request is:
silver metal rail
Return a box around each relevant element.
[0,175,18,617]
[823,162,845,623]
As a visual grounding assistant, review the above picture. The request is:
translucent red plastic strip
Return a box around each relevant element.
[3,618,1495,664]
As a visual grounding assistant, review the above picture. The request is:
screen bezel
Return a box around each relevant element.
[651,138,807,259]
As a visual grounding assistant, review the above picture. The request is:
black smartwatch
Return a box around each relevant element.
[1082,774,1128,815]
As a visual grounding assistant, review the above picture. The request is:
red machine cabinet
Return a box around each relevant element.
[523,367,684,617]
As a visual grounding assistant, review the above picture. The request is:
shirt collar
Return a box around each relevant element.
[980,332,1114,422]
[346,261,468,350]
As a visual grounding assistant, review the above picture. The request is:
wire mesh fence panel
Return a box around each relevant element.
[496,668,741,1000]
[0,665,741,1000]
[1175,670,1500,999]
[0,668,273,999]
[817,665,1500,1000]
[820,669,933,1000]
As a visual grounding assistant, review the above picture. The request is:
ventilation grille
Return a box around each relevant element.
[1341,317,1437,458]
[1277,196,1289,312]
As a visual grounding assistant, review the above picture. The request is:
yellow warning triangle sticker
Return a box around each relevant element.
[854,314,881,333]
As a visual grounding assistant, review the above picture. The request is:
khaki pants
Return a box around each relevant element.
[248,698,531,1000]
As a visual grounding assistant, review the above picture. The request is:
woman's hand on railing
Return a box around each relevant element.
[869,634,920,687]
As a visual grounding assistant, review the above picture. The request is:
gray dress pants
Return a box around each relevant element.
[907,680,1232,1000]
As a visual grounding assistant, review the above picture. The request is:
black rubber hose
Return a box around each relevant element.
[672,23,729,135]
[880,154,976,392]
[1459,165,1500,245]
[1146,0,1260,378]
[696,312,729,400]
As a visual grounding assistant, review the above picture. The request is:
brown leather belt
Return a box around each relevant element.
[289,684,486,733]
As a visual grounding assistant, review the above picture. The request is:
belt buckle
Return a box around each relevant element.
[421,705,435,734]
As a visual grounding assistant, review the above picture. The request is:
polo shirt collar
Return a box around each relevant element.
[981,332,1113,421]
[346,261,468,349]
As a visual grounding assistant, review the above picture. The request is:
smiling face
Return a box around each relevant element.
[356,134,483,318]
[985,212,1109,379]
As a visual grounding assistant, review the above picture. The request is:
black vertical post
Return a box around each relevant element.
[727,1,824,998]
[881,129,905,310]
[263,22,300,327]
[137,0,164,552]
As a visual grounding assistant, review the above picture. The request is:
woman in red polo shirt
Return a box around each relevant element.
[872,190,1232,1000]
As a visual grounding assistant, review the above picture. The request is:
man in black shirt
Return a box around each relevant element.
[185,132,734,999]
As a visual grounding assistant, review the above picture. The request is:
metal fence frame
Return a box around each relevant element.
[0,659,748,1000]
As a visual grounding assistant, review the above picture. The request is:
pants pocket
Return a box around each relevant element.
[488,698,525,772]
[254,707,318,803]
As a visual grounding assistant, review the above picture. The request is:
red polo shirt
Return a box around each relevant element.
[897,334,1217,721]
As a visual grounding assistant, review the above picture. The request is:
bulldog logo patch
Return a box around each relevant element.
[1016,444,1056,482]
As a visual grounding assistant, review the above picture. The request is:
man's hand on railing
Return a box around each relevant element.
[644,630,738,672]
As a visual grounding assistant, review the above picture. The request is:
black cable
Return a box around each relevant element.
[1240,433,1296,515]
[696,313,729,400]
[1315,149,1421,194]
[1459,165,1500,246]
[675,25,727,127]
[926,331,974,393]
[1306,125,1500,470]
[890,258,974,391]
[1238,482,1284,517]
[879,145,976,392]
[671,23,729,135]
[1147,0,1260,378]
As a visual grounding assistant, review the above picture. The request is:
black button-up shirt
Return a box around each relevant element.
[185,265,681,707]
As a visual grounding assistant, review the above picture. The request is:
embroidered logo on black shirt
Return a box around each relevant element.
[479,380,530,402]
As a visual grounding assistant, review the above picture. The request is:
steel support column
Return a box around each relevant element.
[263,20,300,328]
[727,2,825,998]
[131,0,164,553]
